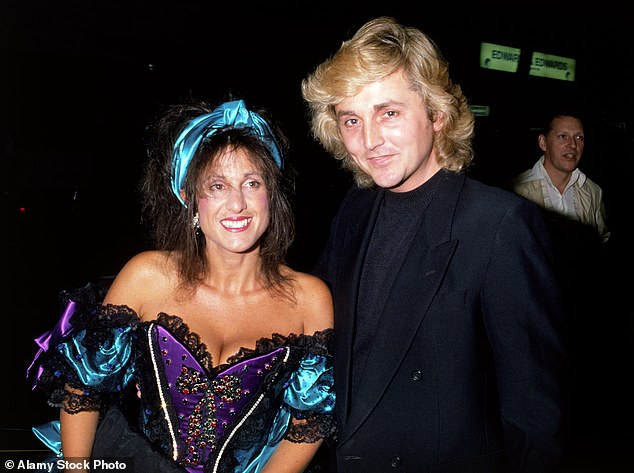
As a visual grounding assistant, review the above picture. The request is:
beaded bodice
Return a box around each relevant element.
[146,322,291,471]
[28,282,336,473]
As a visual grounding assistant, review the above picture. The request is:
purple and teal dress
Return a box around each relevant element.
[27,283,336,473]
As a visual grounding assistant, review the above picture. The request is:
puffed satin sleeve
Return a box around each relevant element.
[27,282,141,413]
[284,353,335,414]
[283,333,337,443]
[238,349,337,473]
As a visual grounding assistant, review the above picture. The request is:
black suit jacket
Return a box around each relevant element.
[313,171,566,473]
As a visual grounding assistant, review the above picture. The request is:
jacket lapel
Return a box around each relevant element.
[334,189,384,423]
[340,172,465,443]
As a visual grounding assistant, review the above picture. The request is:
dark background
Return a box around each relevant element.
[2,1,633,470]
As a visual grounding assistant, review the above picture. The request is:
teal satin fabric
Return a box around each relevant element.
[240,353,335,472]
[284,353,335,413]
[57,326,136,389]
[31,324,136,460]
[171,99,284,207]
[32,352,335,470]
[32,420,62,457]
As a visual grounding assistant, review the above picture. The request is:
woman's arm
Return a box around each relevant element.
[59,408,99,458]
[260,439,323,473]
[259,273,334,472]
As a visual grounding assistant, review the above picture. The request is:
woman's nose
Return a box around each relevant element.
[227,189,247,212]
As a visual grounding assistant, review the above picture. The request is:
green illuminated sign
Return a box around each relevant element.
[529,52,576,81]
[480,42,521,73]
[469,105,490,117]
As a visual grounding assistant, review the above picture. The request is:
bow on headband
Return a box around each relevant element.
[170,99,283,207]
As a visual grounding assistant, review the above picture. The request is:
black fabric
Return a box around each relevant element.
[351,172,440,401]
[32,282,336,472]
[317,172,566,472]
[92,405,185,472]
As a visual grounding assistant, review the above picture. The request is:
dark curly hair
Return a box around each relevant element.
[140,100,296,300]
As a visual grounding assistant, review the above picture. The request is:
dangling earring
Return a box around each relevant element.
[193,213,200,233]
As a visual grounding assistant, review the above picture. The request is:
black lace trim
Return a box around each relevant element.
[154,313,213,372]
[35,284,142,414]
[286,411,338,444]
[225,328,333,367]
[222,329,337,444]
[212,339,335,472]
[47,390,102,413]
[152,312,333,378]
[32,282,336,457]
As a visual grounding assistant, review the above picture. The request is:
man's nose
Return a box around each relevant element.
[363,121,384,150]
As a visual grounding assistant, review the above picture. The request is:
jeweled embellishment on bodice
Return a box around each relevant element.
[151,323,289,471]
[175,366,242,465]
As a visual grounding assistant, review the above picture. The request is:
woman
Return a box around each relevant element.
[28,99,335,472]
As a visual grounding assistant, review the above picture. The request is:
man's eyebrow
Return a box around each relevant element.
[336,100,404,118]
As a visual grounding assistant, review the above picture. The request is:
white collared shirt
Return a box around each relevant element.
[533,157,585,219]
[510,156,610,243]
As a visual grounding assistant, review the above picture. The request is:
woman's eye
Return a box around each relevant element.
[202,183,223,195]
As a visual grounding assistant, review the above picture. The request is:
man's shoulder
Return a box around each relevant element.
[579,174,604,192]
[462,174,525,202]
[458,174,542,223]
[340,184,380,206]
[508,167,540,187]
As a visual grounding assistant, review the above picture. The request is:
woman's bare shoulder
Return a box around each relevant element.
[290,270,330,294]
[103,250,175,308]
[285,268,333,333]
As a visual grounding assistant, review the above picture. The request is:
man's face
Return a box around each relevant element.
[334,69,444,192]
[539,115,585,175]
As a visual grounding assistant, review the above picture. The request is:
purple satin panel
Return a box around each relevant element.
[151,325,287,470]
[27,300,78,388]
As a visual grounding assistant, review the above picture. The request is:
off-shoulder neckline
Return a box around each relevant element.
[99,303,332,374]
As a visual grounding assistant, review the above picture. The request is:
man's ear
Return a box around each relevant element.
[538,134,547,152]
[432,111,445,132]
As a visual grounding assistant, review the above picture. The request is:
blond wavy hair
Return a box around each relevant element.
[301,16,474,187]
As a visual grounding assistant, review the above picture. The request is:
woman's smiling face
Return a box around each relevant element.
[196,146,270,255]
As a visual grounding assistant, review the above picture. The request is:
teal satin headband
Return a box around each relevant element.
[171,99,283,207]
